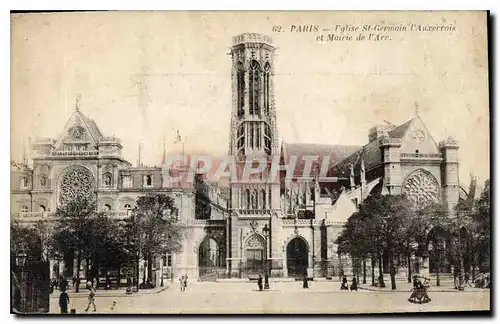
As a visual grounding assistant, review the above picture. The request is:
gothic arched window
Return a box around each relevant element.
[104,204,111,211]
[249,60,260,116]
[20,177,29,189]
[39,205,46,212]
[261,189,267,209]
[263,62,271,115]
[145,175,152,186]
[237,62,245,117]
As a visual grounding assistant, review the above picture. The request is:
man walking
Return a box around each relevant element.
[84,283,96,312]
[59,289,70,314]
[257,275,263,291]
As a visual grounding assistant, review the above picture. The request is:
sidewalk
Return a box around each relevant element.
[50,285,170,299]
[358,281,489,293]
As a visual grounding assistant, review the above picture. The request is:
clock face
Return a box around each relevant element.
[412,130,425,143]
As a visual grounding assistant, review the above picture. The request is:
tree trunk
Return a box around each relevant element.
[389,251,396,290]
[371,257,375,286]
[362,258,367,284]
[75,251,81,293]
[436,251,441,286]
[378,253,385,288]
[142,257,147,285]
[407,253,412,283]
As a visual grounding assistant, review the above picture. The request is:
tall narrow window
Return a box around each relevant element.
[237,62,245,117]
[268,189,272,209]
[264,62,271,115]
[245,189,251,209]
[40,175,47,187]
[256,124,261,148]
[237,124,245,156]
[264,123,272,155]
[249,60,260,116]
[249,123,254,149]
[252,189,258,209]
[261,189,267,209]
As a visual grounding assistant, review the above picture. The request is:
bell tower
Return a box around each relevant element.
[228,33,280,212]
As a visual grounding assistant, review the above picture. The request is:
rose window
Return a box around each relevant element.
[402,169,440,208]
[59,167,94,205]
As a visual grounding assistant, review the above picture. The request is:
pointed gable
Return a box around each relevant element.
[54,110,104,151]
[399,116,439,154]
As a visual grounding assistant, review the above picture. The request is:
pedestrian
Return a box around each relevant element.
[179,275,185,292]
[257,274,263,291]
[59,289,70,314]
[340,275,348,290]
[303,269,309,289]
[183,275,188,291]
[84,284,96,312]
[350,276,358,291]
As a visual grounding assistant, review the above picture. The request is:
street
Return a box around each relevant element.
[49,281,490,314]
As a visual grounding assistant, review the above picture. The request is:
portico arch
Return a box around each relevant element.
[198,235,224,281]
[286,236,309,278]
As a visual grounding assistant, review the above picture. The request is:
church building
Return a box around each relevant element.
[11,33,473,284]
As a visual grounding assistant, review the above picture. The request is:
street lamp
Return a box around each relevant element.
[160,255,165,287]
[262,224,270,290]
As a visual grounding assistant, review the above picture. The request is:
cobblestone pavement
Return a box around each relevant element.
[49,281,490,314]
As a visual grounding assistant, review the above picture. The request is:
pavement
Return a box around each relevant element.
[50,285,170,299]
[48,280,490,314]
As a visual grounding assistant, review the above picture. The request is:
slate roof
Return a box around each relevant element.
[282,142,361,178]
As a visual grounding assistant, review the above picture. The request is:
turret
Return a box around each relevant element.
[439,136,459,214]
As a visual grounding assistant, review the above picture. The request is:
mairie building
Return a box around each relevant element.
[11,33,477,285]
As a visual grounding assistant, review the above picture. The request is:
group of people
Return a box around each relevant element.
[408,276,431,304]
[58,281,97,314]
[340,275,358,291]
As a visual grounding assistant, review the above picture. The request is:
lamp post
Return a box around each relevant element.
[16,252,27,313]
[262,224,270,290]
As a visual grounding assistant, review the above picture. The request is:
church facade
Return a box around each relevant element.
[11,33,472,284]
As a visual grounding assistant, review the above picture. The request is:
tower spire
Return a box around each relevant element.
[75,93,81,112]
[414,101,420,117]
[137,142,142,167]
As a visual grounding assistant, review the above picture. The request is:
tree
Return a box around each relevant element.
[128,194,185,287]
[52,199,98,292]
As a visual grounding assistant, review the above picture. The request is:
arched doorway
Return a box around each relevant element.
[245,235,265,277]
[198,237,223,281]
[287,237,309,279]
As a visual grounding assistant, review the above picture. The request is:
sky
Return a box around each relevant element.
[10,11,490,187]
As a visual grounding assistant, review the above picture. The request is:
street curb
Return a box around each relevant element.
[50,286,170,299]
[359,287,489,293]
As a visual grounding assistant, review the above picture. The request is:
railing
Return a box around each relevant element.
[51,150,99,157]
[192,219,226,226]
[14,212,55,219]
[400,153,443,159]
[235,209,272,216]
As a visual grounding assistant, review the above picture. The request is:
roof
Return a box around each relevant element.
[282,143,361,178]
[78,111,103,143]
[329,117,416,178]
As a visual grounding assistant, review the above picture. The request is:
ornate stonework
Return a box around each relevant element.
[402,169,440,207]
[246,234,264,249]
[59,167,95,205]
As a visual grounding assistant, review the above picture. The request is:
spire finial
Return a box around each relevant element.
[414,101,420,117]
[75,93,81,112]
